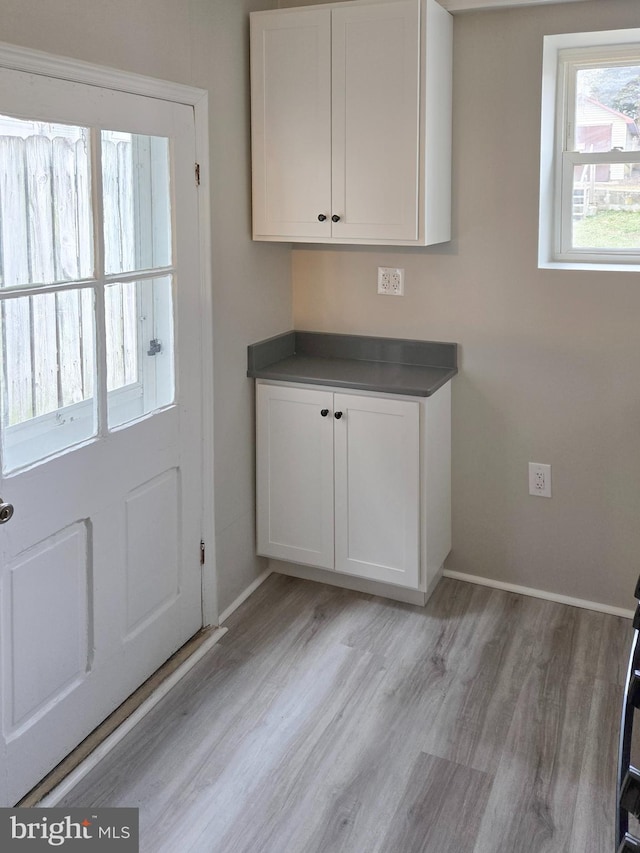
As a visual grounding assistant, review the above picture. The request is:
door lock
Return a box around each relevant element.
[0,498,14,524]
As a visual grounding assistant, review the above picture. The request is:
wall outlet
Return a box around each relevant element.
[377,267,404,296]
[529,462,551,498]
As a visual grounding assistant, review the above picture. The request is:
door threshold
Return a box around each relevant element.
[18,625,227,808]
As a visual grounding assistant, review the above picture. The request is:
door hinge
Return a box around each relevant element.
[200,539,205,565]
[147,338,162,356]
[195,163,201,186]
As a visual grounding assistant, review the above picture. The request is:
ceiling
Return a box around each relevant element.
[440,0,588,11]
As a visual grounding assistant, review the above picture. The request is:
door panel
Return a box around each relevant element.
[256,383,334,569]
[124,469,180,638]
[251,8,332,238]
[334,393,420,587]
[0,68,203,806]
[331,0,420,241]
[4,522,90,732]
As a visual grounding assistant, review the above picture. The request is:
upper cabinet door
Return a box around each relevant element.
[331,0,420,242]
[250,8,332,239]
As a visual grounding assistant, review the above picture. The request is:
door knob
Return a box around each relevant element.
[334,411,343,419]
[0,498,14,524]
[331,215,341,223]
[321,409,329,417]
[318,214,327,222]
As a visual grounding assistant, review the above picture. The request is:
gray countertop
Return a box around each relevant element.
[247,331,457,397]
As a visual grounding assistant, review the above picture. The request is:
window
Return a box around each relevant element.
[0,114,175,471]
[539,29,640,270]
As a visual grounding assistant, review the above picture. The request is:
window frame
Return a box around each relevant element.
[539,29,640,271]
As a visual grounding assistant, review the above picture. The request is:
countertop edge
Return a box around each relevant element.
[246,365,458,397]
[247,331,458,398]
[248,330,457,371]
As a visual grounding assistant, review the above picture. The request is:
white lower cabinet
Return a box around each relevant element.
[256,380,451,593]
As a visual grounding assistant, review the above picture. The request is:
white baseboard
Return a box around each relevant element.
[38,627,228,807]
[218,568,273,625]
[443,569,634,619]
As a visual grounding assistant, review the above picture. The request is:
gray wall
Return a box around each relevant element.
[0,0,293,615]
[289,0,640,610]
[4,0,639,615]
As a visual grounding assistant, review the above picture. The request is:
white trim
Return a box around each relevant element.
[0,41,216,626]
[218,569,273,625]
[193,94,217,629]
[538,28,640,271]
[0,42,207,106]
[443,569,634,619]
[36,627,228,807]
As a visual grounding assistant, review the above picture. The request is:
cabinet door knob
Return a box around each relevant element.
[331,215,341,223]
[334,411,343,419]
[318,214,327,222]
[320,408,329,417]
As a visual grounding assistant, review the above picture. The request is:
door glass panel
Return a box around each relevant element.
[102,132,172,275]
[0,288,96,472]
[107,276,174,429]
[0,115,93,287]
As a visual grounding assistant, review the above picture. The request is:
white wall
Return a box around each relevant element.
[289,0,640,610]
[0,0,293,615]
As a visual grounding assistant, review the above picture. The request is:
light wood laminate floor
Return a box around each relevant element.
[60,574,631,853]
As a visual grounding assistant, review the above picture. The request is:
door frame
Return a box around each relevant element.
[0,40,218,626]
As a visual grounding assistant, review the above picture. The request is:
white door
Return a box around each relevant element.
[0,68,203,806]
[334,393,420,587]
[256,383,334,569]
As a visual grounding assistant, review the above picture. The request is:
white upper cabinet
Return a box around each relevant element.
[250,0,452,246]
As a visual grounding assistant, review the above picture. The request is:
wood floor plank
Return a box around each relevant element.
[381,752,493,853]
[146,643,383,853]
[596,612,634,687]
[421,589,541,773]
[569,678,622,853]
[341,576,487,665]
[472,671,594,852]
[270,654,458,853]
[423,593,605,775]
[57,575,630,853]
[201,649,390,853]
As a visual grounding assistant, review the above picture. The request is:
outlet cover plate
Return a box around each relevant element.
[529,462,551,497]
[378,267,404,296]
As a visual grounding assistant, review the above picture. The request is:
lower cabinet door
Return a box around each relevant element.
[334,393,420,588]
[256,383,334,568]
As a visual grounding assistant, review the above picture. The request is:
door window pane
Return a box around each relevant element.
[102,132,172,275]
[0,115,93,287]
[107,276,174,429]
[0,288,96,472]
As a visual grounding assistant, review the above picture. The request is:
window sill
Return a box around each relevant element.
[539,259,640,273]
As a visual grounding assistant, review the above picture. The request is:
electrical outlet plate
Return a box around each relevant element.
[377,267,404,296]
[529,462,551,498]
